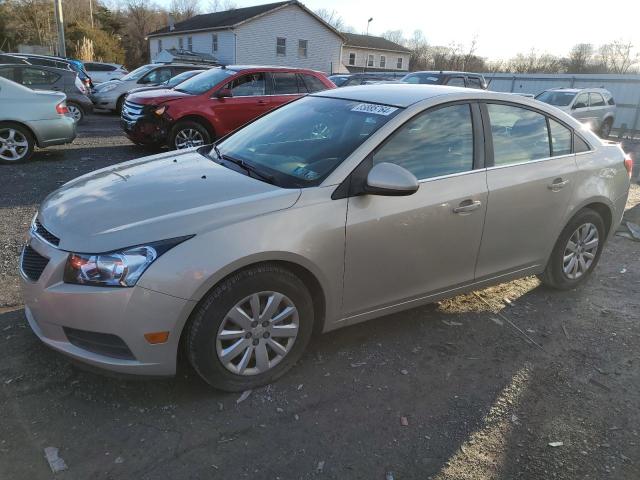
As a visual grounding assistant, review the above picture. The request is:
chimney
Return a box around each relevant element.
[168,14,175,32]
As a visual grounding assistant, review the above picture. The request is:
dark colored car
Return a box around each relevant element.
[126,69,206,97]
[400,71,487,89]
[330,72,406,87]
[0,64,93,122]
[7,53,93,89]
[121,66,335,150]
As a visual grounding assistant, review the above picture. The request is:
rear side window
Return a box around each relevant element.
[466,77,483,89]
[299,74,327,93]
[272,72,299,94]
[548,119,572,156]
[22,67,60,85]
[487,104,550,165]
[589,92,605,107]
[373,103,474,180]
[446,77,465,87]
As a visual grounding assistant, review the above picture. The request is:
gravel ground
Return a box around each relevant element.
[1,114,639,479]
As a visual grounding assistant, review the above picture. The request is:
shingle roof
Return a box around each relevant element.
[148,1,292,36]
[341,32,410,53]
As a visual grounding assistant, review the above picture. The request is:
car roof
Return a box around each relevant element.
[312,84,475,108]
[546,87,610,93]
[224,65,325,74]
[406,71,484,76]
[0,63,73,75]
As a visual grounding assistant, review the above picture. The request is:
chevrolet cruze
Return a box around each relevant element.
[21,85,632,391]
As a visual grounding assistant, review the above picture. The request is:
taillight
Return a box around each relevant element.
[56,102,69,115]
[624,152,633,178]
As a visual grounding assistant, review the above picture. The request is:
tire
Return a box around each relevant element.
[186,264,314,391]
[115,96,126,115]
[599,118,612,138]
[0,122,35,164]
[67,102,85,123]
[169,120,211,150]
[538,208,606,290]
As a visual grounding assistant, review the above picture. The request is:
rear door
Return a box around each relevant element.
[588,92,607,130]
[270,71,305,107]
[475,102,578,278]
[570,92,592,124]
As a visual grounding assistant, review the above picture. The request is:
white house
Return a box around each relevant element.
[147,1,345,74]
[340,33,411,73]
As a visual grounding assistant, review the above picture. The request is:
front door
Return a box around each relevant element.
[475,103,578,278]
[342,103,488,317]
[570,92,596,126]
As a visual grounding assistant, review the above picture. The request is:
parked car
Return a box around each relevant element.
[7,54,93,89]
[400,71,488,89]
[0,77,76,163]
[91,63,207,113]
[122,66,334,149]
[535,88,616,138]
[0,64,93,122]
[330,71,407,87]
[126,69,206,96]
[328,74,349,86]
[83,62,128,84]
[22,84,631,389]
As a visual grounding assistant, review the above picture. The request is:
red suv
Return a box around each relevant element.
[121,66,335,149]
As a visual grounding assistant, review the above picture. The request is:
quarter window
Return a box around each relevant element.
[373,104,474,180]
[367,54,374,67]
[298,39,308,58]
[549,119,572,156]
[487,104,550,165]
[227,73,266,96]
[212,33,218,52]
[589,92,605,107]
[348,52,356,65]
[276,37,286,56]
[272,72,299,94]
[380,55,386,68]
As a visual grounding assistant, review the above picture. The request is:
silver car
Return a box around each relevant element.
[0,77,76,163]
[21,85,632,390]
[83,62,128,84]
[535,87,616,137]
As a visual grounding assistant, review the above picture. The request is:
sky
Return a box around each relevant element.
[156,0,640,59]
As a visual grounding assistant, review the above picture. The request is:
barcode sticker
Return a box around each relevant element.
[351,103,398,116]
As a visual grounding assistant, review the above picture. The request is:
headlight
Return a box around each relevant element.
[154,105,167,116]
[99,83,118,93]
[63,236,192,287]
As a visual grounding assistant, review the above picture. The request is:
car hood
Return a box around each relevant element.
[38,150,301,253]
[127,88,192,105]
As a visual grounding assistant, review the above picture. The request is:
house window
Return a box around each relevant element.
[298,39,308,58]
[158,39,163,53]
[212,33,218,52]
[397,57,403,69]
[348,52,356,65]
[178,37,183,49]
[367,54,374,67]
[276,37,286,56]
[380,55,386,68]
[187,36,193,51]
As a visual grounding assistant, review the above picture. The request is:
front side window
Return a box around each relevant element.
[348,52,356,65]
[589,92,605,107]
[298,39,308,58]
[535,90,575,107]
[549,118,572,156]
[467,77,482,89]
[121,64,155,81]
[380,55,386,68]
[573,93,589,109]
[396,57,403,69]
[272,72,299,94]
[226,73,265,96]
[373,104,474,180]
[446,76,465,87]
[276,37,286,56]
[487,104,550,165]
[217,96,401,187]
[212,33,218,52]
[142,67,172,84]
[367,54,374,67]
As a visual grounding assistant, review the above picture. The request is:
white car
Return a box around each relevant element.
[83,62,128,84]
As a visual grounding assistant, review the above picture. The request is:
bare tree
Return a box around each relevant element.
[123,0,165,66]
[170,0,199,21]
[381,30,404,45]
[209,0,236,12]
[315,8,348,31]
[565,43,594,73]
[598,40,639,74]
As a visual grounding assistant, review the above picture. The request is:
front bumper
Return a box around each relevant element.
[20,232,195,376]
[89,91,118,110]
[121,112,169,145]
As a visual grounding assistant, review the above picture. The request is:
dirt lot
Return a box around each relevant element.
[1,114,639,479]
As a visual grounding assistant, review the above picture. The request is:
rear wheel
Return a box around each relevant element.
[170,120,211,150]
[0,123,34,163]
[67,102,85,123]
[115,95,126,115]
[539,209,605,289]
[186,264,314,391]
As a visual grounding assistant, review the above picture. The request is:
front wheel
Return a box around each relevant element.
[170,121,211,150]
[186,264,314,391]
[538,209,605,289]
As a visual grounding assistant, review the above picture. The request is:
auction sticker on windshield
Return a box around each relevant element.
[351,103,399,116]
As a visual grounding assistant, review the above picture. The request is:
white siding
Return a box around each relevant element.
[234,4,343,73]
[150,30,235,64]
[342,46,410,71]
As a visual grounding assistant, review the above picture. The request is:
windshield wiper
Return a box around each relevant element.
[220,153,275,184]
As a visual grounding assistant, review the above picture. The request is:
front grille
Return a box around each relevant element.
[63,327,136,360]
[121,100,145,122]
[21,245,49,281]
[34,219,60,246]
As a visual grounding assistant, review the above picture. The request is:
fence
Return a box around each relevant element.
[484,73,640,135]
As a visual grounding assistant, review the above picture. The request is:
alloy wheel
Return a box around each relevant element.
[175,128,205,149]
[563,223,599,280]
[67,104,83,122]
[0,128,29,162]
[216,291,299,376]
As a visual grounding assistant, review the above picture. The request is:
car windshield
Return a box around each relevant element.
[166,70,203,87]
[121,65,155,81]
[174,68,235,95]
[401,73,441,84]
[535,91,576,106]
[215,96,402,188]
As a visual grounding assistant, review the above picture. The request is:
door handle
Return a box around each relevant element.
[257,100,267,105]
[548,178,570,191]
[453,199,482,214]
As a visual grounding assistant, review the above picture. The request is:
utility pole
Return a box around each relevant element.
[53,0,66,57]
[89,0,94,28]
[363,17,373,73]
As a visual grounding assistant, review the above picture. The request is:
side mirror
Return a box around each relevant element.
[364,162,419,196]
[216,88,233,98]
